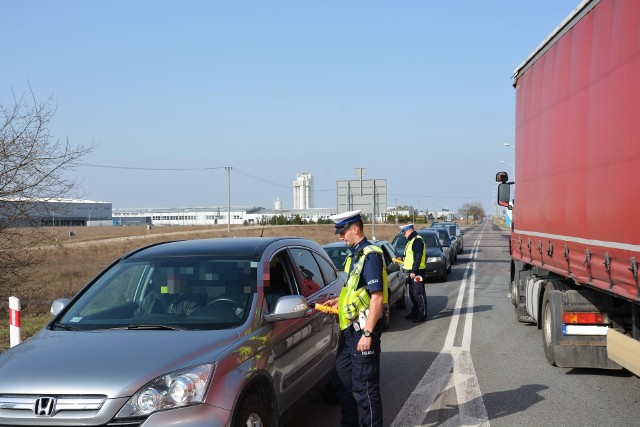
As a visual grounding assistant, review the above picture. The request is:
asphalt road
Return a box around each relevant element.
[284,220,640,427]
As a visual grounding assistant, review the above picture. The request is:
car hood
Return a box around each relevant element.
[0,328,239,397]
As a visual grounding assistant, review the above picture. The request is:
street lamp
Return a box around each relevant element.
[500,160,514,170]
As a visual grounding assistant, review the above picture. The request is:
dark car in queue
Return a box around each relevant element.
[431,221,464,254]
[0,237,344,427]
[322,240,407,330]
[391,229,449,282]
[431,227,457,267]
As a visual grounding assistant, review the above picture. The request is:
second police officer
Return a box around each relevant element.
[400,224,428,323]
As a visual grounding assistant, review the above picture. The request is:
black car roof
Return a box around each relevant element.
[123,236,312,260]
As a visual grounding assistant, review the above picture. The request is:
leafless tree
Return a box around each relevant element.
[458,201,486,222]
[0,89,93,304]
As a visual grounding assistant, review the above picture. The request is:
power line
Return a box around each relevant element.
[74,163,226,171]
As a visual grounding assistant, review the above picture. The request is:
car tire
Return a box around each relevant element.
[234,393,270,427]
[440,269,448,282]
[395,288,407,309]
[381,304,390,330]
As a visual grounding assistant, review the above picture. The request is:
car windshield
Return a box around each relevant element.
[58,257,257,331]
[437,230,450,243]
[392,233,440,253]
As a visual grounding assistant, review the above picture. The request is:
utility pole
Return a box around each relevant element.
[225,166,232,232]
[354,168,367,196]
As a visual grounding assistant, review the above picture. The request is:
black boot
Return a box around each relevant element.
[405,312,416,320]
[413,315,427,323]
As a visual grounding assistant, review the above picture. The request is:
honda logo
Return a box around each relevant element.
[34,397,57,416]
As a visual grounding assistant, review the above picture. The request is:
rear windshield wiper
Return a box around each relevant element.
[125,324,186,331]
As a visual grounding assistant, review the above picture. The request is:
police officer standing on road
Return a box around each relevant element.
[325,210,387,427]
[401,224,428,323]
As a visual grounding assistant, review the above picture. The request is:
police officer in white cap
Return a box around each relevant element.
[400,223,427,322]
[325,210,386,427]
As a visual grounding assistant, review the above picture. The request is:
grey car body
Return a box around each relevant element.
[391,229,449,282]
[431,222,464,254]
[0,237,344,426]
[322,240,407,330]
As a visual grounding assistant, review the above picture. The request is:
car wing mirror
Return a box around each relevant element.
[50,298,71,317]
[264,295,308,322]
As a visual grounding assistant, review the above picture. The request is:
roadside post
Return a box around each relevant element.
[9,296,21,348]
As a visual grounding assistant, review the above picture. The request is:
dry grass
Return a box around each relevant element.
[0,222,410,352]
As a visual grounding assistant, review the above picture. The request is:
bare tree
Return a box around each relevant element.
[458,201,486,222]
[0,89,93,305]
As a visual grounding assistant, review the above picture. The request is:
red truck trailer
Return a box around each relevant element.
[496,0,640,374]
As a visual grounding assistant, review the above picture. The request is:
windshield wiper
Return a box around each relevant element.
[49,322,79,331]
[125,324,186,331]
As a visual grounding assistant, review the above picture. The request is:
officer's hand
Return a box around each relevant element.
[358,335,372,352]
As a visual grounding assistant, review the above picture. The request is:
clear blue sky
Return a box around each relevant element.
[2,1,581,213]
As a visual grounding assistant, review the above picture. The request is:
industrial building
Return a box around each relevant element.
[0,198,112,227]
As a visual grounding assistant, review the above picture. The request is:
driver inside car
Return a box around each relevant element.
[135,273,203,316]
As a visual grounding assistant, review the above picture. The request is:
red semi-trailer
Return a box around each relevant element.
[497,0,640,375]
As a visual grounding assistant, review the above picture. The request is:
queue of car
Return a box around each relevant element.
[322,240,407,330]
[391,228,450,282]
[0,223,464,426]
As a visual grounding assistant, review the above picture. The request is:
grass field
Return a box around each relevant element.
[0,222,415,352]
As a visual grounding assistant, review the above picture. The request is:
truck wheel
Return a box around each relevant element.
[542,285,558,366]
[510,279,518,307]
[234,393,270,427]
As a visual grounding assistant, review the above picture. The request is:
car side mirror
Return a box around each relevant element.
[51,298,71,317]
[264,295,308,322]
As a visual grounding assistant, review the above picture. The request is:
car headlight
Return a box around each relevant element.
[115,363,215,418]
[427,256,442,263]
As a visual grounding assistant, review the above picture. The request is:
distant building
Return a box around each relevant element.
[0,198,112,227]
[112,206,336,226]
[293,173,313,209]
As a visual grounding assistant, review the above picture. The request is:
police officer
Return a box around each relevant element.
[400,224,427,322]
[325,210,387,427]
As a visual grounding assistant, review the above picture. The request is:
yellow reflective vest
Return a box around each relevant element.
[403,234,426,271]
[339,245,389,330]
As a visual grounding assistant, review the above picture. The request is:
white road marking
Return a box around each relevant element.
[391,224,490,427]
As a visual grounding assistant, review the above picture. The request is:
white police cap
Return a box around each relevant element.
[329,210,362,234]
[400,223,414,232]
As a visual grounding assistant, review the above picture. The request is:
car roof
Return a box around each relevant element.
[124,236,315,261]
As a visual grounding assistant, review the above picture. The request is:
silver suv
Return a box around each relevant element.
[0,237,343,426]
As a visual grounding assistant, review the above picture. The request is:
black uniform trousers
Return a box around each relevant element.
[335,324,383,427]
[408,268,427,319]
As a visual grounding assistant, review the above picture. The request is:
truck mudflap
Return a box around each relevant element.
[608,329,640,377]
[542,288,622,370]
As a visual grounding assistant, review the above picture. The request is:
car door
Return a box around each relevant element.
[264,249,324,410]
[268,247,338,408]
